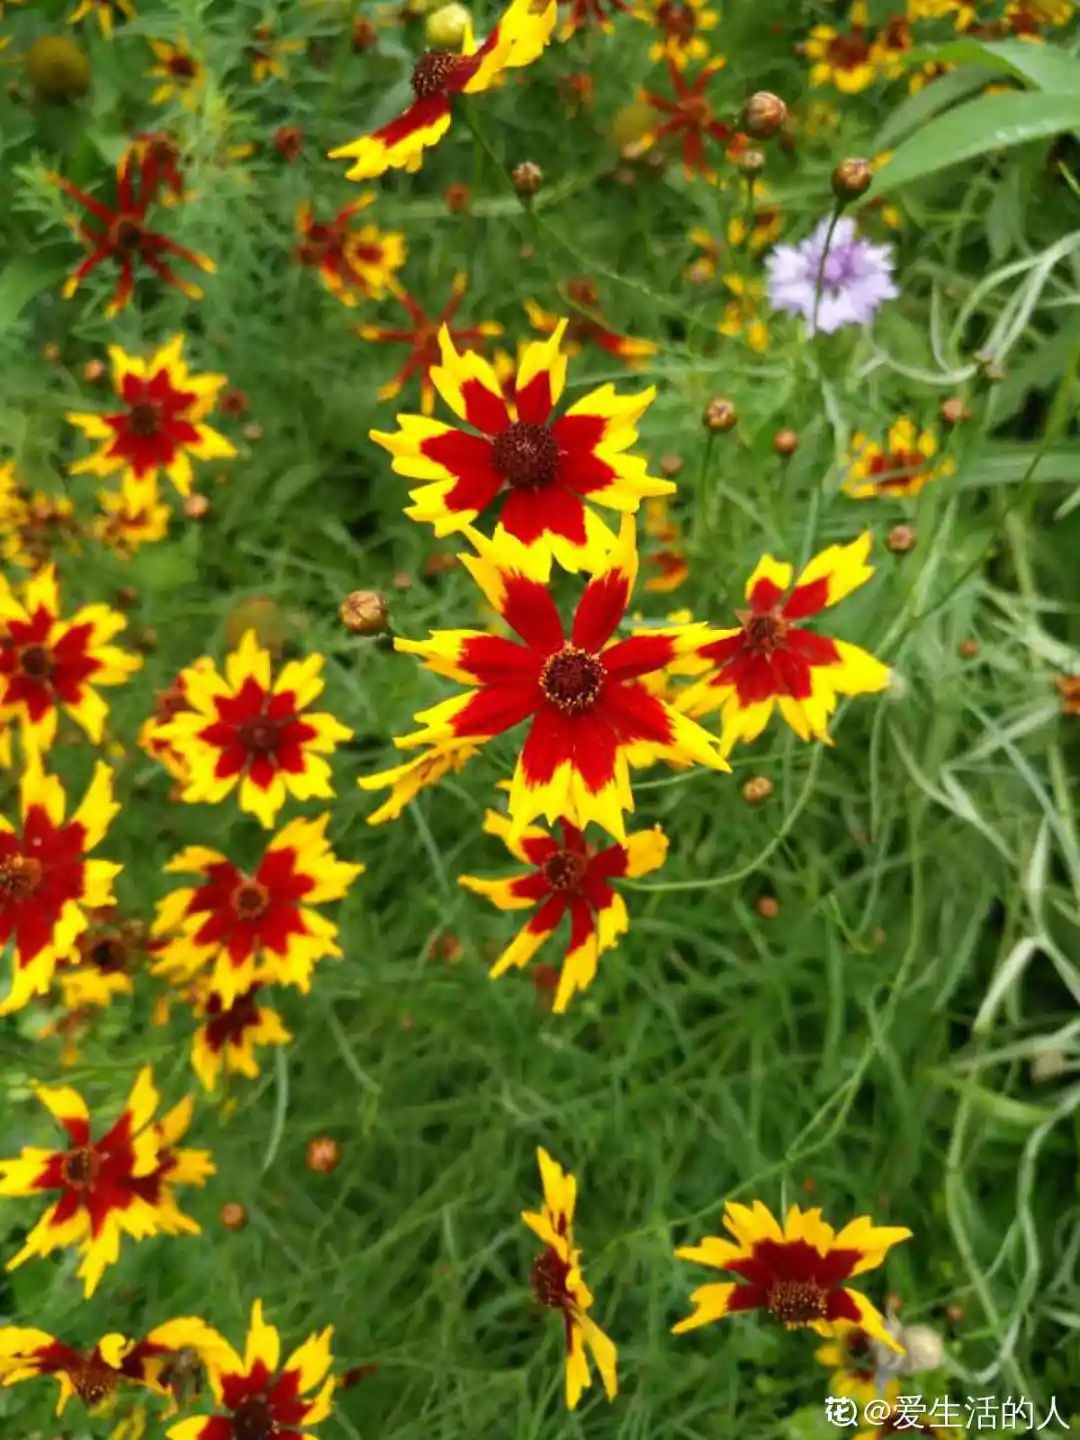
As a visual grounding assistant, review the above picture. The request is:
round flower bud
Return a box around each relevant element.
[703,397,738,433]
[220,1202,248,1231]
[511,161,543,198]
[773,428,799,457]
[896,1324,945,1376]
[183,493,210,520]
[940,396,970,427]
[735,147,766,178]
[944,1303,965,1326]
[82,358,106,384]
[243,422,264,442]
[306,1136,342,1174]
[42,342,62,364]
[220,389,249,416]
[115,586,140,609]
[886,524,916,554]
[832,156,873,202]
[742,91,788,140]
[444,183,471,214]
[225,595,286,655]
[755,894,780,919]
[339,589,390,636]
[741,775,774,806]
[353,18,377,50]
[959,638,979,659]
[426,3,470,49]
[26,35,92,101]
[659,453,684,479]
[273,124,303,161]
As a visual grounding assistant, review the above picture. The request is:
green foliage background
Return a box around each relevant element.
[1,0,1079,1436]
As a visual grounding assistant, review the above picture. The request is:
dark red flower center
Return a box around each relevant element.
[238,718,283,754]
[540,646,605,713]
[88,936,130,973]
[72,1358,118,1408]
[128,401,163,438]
[411,50,458,99]
[543,849,588,892]
[868,449,924,491]
[827,31,870,67]
[0,853,43,900]
[739,610,788,656]
[110,216,145,253]
[18,643,54,681]
[766,1278,828,1324]
[492,422,559,490]
[680,93,712,125]
[232,880,270,921]
[845,1326,871,1357]
[531,1247,573,1310]
[232,1394,278,1440]
[657,1,696,38]
[61,1146,102,1190]
[168,52,198,78]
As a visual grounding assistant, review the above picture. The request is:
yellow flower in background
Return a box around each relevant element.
[728,190,785,252]
[247,23,304,83]
[805,2,881,92]
[0,461,80,571]
[357,740,480,825]
[718,273,769,352]
[843,416,953,500]
[68,0,135,39]
[673,1199,911,1346]
[522,1148,617,1409]
[92,478,171,557]
[188,981,293,1092]
[146,38,204,106]
[633,0,719,65]
[814,1319,882,1403]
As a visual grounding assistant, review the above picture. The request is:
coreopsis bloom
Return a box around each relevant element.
[188,982,292,1092]
[295,195,406,306]
[0,1067,210,1296]
[69,0,134,38]
[642,496,688,593]
[524,280,658,369]
[727,190,784,252]
[680,533,890,753]
[155,631,353,828]
[0,1317,224,1413]
[357,740,480,825]
[372,320,670,571]
[67,336,235,496]
[844,417,953,500]
[147,39,203,105]
[673,1200,911,1346]
[766,217,898,335]
[394,519,727,838]
[54,907,148,1012]
[163,1300,335,1440]
[247,23,304,82]
[561,0,632,32]
[804,2,881,92]
[151,814,363,1005]
[634,0,719,63]
[51,148,215,316]
[460,809,667,1012]
[127,1094,214,1236]
[814,1320,880,1403]
[131,131,186,203]
[358,274,503,415]
[640,59,734,180]
[0,565,141,747]
[0,462,80,570]
[0,759,119,1015]
[522,1148,617,1409]
[718,273,768,352]
[138,662,210,783]
[92,480,171,556]
[330,0,557,180]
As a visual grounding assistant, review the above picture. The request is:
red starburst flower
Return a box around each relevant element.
[187,982,292,1092]
[294,195,406,307]
[395,518,727,838]
[357,273,503,416]
[640,59,738,178]
[460,810,667,1011]
[50,146,215,316]
[525,279,658,368]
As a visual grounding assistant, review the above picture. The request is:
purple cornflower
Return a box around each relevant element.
[766,216,897,335]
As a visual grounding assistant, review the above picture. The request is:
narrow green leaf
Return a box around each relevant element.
[0,253,68,332]
[874,66,995,151]
[868,90,1080,194]
[925,37,1080,95]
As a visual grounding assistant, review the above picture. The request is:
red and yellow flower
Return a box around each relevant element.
[66,337,235,496]
[727,192,784,252]
[51,148,215,316]
[330,0,556,180]
[560,0,632,33]
[680,533,890,753]
[0,1067,211,1296]
[138,662,211,784]
[673,1199,911,1346]
[843,417,953,500]
[0,462,80,571]
[92,479,171,556]
[525,280,658,369]
[295,195,406,306]
[634,0,719,64]
[522,1148,617,1409]
[68,0,134,38]
[394,519,727,839]
[164,1300,335,1440]
[717,273,768,353]
[805,3,883,93]
[0,758,119,1015]
[372,319,670,571]
[640,59,734,180]
[357,273,503,415]
[642,496,688,593]
[0,565,141,747]
[0,1317,225,1413]
[151,814,363,1006]
[247,23,304,83]
[187,982,293,1092]
[357,739,481,825]
[146,38,203,106]
[54,907,150,1013]
[460,809,667,1012]
[814,1319,881,1402]
[155,630,353,828]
